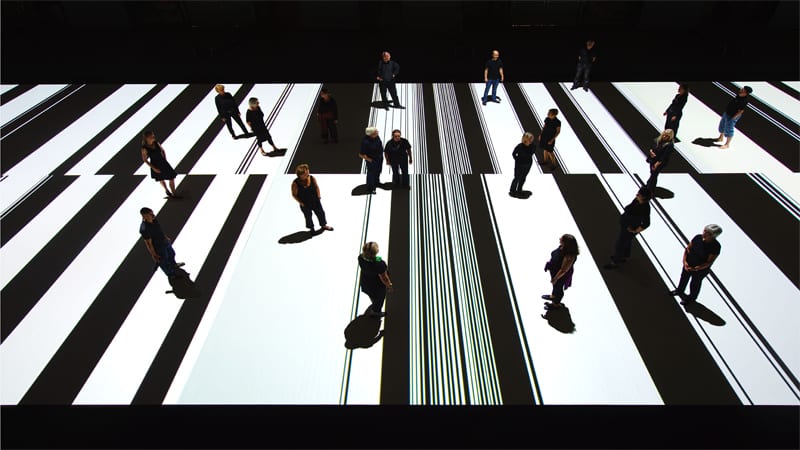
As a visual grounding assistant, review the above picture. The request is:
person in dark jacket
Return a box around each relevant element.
[140,131,178,198]
[246,97,281,156]
[291,164,333,232]
[542,234,579,309]
[358,241,393,318]
[538,109,561,167]
[604,187,651,269]
[214,84,248,139]
[384,129,412,190]
[663,83,689,140]
[375,51,403,109]
[570,40,596,91]
[644,129,675,196]
[139,207,184,278]
[359,127,383,194]
[670,224,722,305]
[510,132,535,196]
[715,85,752,149]
[317,88,339,144]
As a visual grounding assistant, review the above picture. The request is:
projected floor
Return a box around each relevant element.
[0,81,798,406]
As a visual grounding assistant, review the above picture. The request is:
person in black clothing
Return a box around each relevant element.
[140,207,184,278]
[715,85,752,149]
[482,49,504,105]
[604,187,651,269]
[140,131,178,198]
[663,83,689,140]
[245,97,281,156]
[359,127,383,194]
[542,234,579,309]
[384,129,413,190]
[644,129,675,196]
[358,241,393,318]
[376,51,403,109]
[317,88,339,144]
[510,132,535,196]
[538,109,561,167]
[670,224,722,305]
[291,164,333,232]
[571,40,596,91]
[214,84,248,139]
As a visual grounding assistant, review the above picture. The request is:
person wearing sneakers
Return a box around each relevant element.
[214,84,248,139]
[542,234,579,310]
[358,242,393,318]
[139,207,185,278]
[670,224,722,305]
[715,85,752,149]
[291,164,333,233]
[246,97,281,156]
[482,49,504,105]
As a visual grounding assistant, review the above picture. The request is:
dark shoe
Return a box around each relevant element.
[394,105,405,109]
[604,262,620,269]
[370,189,377,195]
[570,84,579,90]
[175,262,185,268]
[322,225,333,231]
[482,100,487,106]
[669,289,682,296]
[680,298,696,306]
[542,295,553,300]
[583,86,589,92]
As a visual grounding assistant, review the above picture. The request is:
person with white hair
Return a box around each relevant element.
[359,126,384,194]
[670,224,723,305]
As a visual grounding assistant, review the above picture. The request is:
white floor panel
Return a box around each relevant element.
[484,174,663,404]
[470,83,528,175]
[732,82,800,127]
[0,84,70,127]
[0,84,19,96]
[782,81,800,91]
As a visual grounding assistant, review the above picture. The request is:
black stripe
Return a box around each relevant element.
[543,83,622,173]
[97,84,215,175]
[287,83,373,174]
[132,175,266,404]
[0,84,36,105]
[19,175,215,405]
[379,179,411,404]
[462,175,536,404]
[767,81,800,99]
[452,83,495,174]
[0,175,78,246]
[692,173,799,288]
[421,84,444,174]
[1,85,79,136]
[553,173,740,404]
[1,84,122,174]
[51,84,169,175]
[719,81,800,137]
[175,83,255,174]
[590,82,697,174]
[690,82,798,172]
[0,175,144,342]
[503,83,565,175]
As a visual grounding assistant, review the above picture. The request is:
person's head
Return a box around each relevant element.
[362,241,379,260]
[320,88,330,100]
[658,129,675,143]
[215,84,225,94]
[678,83,689,95]
[365,126,379,138]
[142,130,156,146]
[702,224,722,241]
[295,163,310,179]
[382,51,391,62]
[491,49,500,60]
[522,132,534,145]
[740,85,753,97]
[586,39,595,49]
[140,207,155,222]
[248,97,259,108]
[636,186,652,203]
[559,234,580,256]
[547,108,558,119]
[392,129,402,141]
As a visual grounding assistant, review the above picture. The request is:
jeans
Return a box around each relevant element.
[483,79,500,101]
[718,112,740,138]
[157,242,178,276]
[573,63,592,87]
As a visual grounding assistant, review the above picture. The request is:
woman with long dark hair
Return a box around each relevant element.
[543,234,579,309]
[141,131,178,198]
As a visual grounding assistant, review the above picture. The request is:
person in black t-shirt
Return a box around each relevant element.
[358,242,393,318]
[604,187,651,269]
[715,85,752,149]
[663,83,689,140]
[542,234,579,309]
[384,129,413,190]
[571,40,596,91]
[246,97,281,156]
[670,224,722,304]
[214,84,248,139]
[376,51,403,109]
[291,164,333,232]
[644,129,675,196]
[140,131,178,198]
[359,127,384,194]
[139,207,184,278]
[317,88,339,144]
[538,109,562,167]
[482,50,504,105]
[510,132,535,196]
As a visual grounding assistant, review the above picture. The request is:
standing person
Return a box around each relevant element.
[140,207,184,278]
[140,131,178,198]
[509,132,535,196]
[358,242,393,318]
[604,187,652,269]
[482,49,504,106]
[384,129,413,190]
[291,164,333,232]
[663,83,689,141]
[375,51,404,109]
[644,129,675,196]
[214,84,248,139]
[570,39,596,92]
[245,97,281,156]
[538,109,562,167]
[670,224,722,305]
[715,85,753,149]
[317,88,339,144]
[542,234,579,309]
[359,127,383,194]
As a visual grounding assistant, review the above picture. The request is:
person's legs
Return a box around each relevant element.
[686,270,709,301]
[572,64,584,88]
[674,268,692,294]
[328,118,338,142]
[482,81,492,103]
[159,180,168,194]
[263,129,277,150]
[311,202,328,227]
[550,277,567,304]
[490,79,499,101]
[398,157,409,187]
[224,115,236,137]
[645,167,660,195]
[257,137,267,155]
[319,116,329,142]
[158,243,177,276]
[168,178,176,195]
[720,116,738,149]
[387,82,401,107]
[611,228,634,264]
[582,64,592,88]
[378,81,389,104]
[366,162,381,191]
[366,288,387,315]
[390,161,401,187]
[232,114,248,134]
[300,204,314,229]
[516,163,531,191]
[716,113,729,142]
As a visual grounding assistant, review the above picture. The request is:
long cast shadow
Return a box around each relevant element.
[692,137,721,148]
[541,304,576,334]
[165,268,201,300]
[278,229,323,244]
[683,301,726,326]
[351,182,393,196]
[344,314,384,349]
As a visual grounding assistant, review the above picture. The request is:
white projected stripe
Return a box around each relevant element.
[483,174,663,404]
[67,84,189,175]
[732,82,800,127]
[0,175,182,405]
[0,85,69,127]
[518,83,600,174]
[469,83,525,175]
[0,85,18,95]
[174,175,384,404]
[74,175,248,405]
[613,82,800,203]
[0,175,111,289]
[783,82,800,91]
[0,85,155,213]
[601,173,800,404]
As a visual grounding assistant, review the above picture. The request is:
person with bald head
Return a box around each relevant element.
[482,49,504,106]
[214,84,248,139]
[375,51,403,110]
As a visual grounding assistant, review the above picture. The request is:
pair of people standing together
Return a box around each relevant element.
[359,127,413,193]
[509,110,562,196]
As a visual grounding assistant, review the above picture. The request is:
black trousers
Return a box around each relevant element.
[676,268,710,301]
[223,113,248,136]
[645,164,664,194]
[300,202,327,229]
[363,287,387,312]
[257,129,275,149]
[319,113,338,141]
[510,162,532,192]
[390,157,410,188]
[366,160,382,190]
[573,63,592,87]
[611,227,636,263]
[664,114,682,138]
[550,273,567,303]
[378,80,400,106]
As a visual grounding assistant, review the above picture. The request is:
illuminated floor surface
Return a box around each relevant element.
[0,81,798,406]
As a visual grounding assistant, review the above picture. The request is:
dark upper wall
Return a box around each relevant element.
[2,0,798,83]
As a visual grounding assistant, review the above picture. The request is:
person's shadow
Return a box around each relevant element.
[370,100,392,110]
[541,305,576,333]
[692,137,721,148]
[351,182,392,196]
[651,186,675,199]
[278,229,324,244]
[166,267,201,300]
[344,314,385,349]
[682,301,726,326]
[510,190,533,199]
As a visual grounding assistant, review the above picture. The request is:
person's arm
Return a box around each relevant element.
[733,108,745,119]
[141,148,161,173]
[384,142,391,164]
[406,140,413,164]
[143,238,160,262]
[549,126,561,144]
[359,146,373,163]
[499,66,504,82]
[551,255,576,284]
[392,61,399,79]
[313,176,321,199]
[512,145,519,160]
[378,270,393,290]
[291,181,304,206]
[682,243,692,270]
[159,143,167,161]
[484,67,489,82]
[693,253,718,271]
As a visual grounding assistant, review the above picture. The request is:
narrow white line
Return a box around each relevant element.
[0,84,71,129]
[714,82,799,141]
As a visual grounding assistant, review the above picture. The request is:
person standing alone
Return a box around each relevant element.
[376,51,403,109]
[571,40,596,92]
[482,49,504,105]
